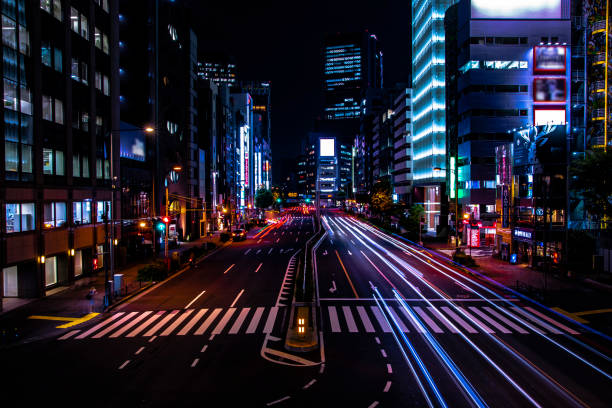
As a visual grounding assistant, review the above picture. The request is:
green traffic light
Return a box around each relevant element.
[276,198,282,203]
[157,223,165,231]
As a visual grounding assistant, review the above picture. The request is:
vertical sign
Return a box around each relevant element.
[502,185,510,228]
[450,157,456,199]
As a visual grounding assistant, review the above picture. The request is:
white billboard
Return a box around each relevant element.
[471,0,561,19]
[320,138,335,157]
[534,109,566,126]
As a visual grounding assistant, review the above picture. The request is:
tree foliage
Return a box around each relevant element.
[255,188,274,209]
[370,180,393,215]
[571,150,612,226]
[399,204,425,240]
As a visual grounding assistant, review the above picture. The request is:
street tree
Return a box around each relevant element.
[370,180,393,216]
[255,188,274,209]
[571,150,612,228]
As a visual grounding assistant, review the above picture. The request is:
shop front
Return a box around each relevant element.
[512,227,535,265]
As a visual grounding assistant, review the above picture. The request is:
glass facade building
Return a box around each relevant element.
[412,0,456,230]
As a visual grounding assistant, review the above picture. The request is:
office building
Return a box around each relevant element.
[445,0,571,246]
[411,0,457,232]
[197,53,237,88]
[1,0,119,299]
[392,88,413,204]
[241,80,272,191]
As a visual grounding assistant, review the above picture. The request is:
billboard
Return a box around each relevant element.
[534,78,566,102]
[120,126,146,162]
[513,124,567,169]
[471,0,562,19]
[320,138,335,157]
[534,108,565,126]
[534,46,566,73]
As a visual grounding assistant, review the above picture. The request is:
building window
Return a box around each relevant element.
[102,33,109,54]
[70,7,79,32]
[54,47,62,72]
[2,15,16,49]
[80,13,88,38]
[96,201,110,222]
[5,202,35,233]
[42,95,53,121]
[43,202,66,228]
[44,256,57,286]
[74,250,83,277]
[53,0,62,20]
[94,27,101,49]
[43,148,64,175]
[41,95,63,123]
[73,200,92,225]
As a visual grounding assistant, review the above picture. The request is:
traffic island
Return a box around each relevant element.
[285,303,318,352]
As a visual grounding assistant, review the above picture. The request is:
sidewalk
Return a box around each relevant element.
[0,232,223,318]
[424,242,573,292]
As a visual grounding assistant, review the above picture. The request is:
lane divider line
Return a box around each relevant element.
[335,249,359,299]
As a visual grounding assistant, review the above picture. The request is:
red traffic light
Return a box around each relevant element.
[162,216,169,223]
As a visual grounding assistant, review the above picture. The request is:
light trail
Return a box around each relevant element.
[372,288,438,408]
[346,217,612,381]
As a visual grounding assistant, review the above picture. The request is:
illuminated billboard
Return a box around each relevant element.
[534,46,566,73]
[471,0,561,19]
[534,109,565,126]
[320,138,335,157]
[534,78,566,102]
[120,124,145,162]
[513,124,567,169]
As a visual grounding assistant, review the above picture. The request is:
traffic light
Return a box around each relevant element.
[305,198,311,203]
[276,198,282,203]
[162,216,169,224]
[156,219,166,231]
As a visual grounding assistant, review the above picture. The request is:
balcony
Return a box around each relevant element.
[592,108,606,120]
[593,52,606,64]
[592,20,607,33]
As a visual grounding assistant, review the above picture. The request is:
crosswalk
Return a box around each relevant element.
[59,306,281,341]
[323,304,581,336]
[57,303,580,341]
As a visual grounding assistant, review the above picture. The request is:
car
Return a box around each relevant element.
[232,229,246,241]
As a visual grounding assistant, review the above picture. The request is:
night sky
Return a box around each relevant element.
[189,0,412,183]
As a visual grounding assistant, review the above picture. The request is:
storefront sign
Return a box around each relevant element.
[513,228,533,242]
[502,185,510,228]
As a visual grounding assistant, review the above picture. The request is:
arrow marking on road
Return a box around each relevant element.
[329,280,337,293]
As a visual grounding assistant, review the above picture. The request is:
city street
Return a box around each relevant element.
[1,212,611,407]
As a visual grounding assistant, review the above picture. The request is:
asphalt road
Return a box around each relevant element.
[2,210,612,407]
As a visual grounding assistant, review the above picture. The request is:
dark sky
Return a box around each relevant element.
[189,0,412,182]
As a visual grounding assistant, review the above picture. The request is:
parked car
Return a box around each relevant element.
[232,229,246,241]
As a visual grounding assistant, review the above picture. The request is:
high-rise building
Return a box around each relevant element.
[323,32,383,122]
[392,88,413,204]
[241,81,272,191]
[1,0,119,298]
[198,53,237,88]
[411,0,456,232]
[444,0,571,238]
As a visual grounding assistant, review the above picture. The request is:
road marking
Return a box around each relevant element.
[58,330,80,340]
[109,311,152,338]
[209,334,216,341]
[200,344,208,353]
[335,250,359,299]
[525,307,580,335]
[469,307,511,334]
[459,307,494,333]
[295,237,299,242]
[268,248,274,255]
[93,312,139,338]
[375,336,381,344]
[276,238,280,243]
[144,310,180,337]
[574,308,612,316]
[185,290,206,309]
[266,396,290,406]
[347,250,352,255]
[256,249,262,254]
[383,381,392,393]
[76,313,125,339]
[328,306,341,332]
[427,306,459,333]
[512,307,562,334]
[230,289,245,308]
[223,264,235,274]
[212,308,237,334]
[370,307,392,333]
[135,346,145,355]
[440,307,477,333]
[161,309,194,336]
[191,358,199,368]
[551,307,589,324]
[368,401,379,408]
[194,308,222,335]
[482,307,529,334]
[303,379,317,389]
[246,307,265,333]
[263,307,279,333]
[413,306,443,333]
[255,263,263,273]
[380,349,387,358]
[229,307,250,334]
[398,306,425,333]
[244,248,251,255]
[320,363,325,373]
[177,309,208,335]
[257,239,262,244]
[389,307,409,332]
[386,363,393,374]
[119,360,130,370]
[342,306,358,333]
[148,335,157,343]
[30,312,100,329]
